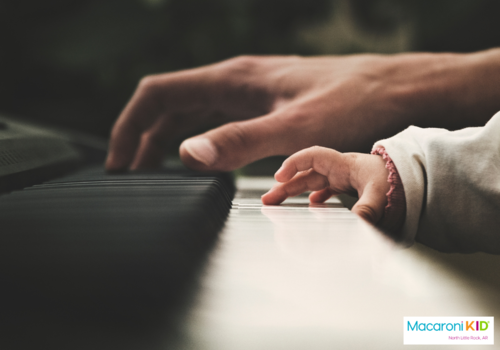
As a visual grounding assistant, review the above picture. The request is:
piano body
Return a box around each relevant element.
[0,115,498,349]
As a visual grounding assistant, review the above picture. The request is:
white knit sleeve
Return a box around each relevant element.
[373,111,500,253]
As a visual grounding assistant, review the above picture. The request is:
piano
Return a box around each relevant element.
[0,115,498,349]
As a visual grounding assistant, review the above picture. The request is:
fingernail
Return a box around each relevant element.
[182,138,218,166]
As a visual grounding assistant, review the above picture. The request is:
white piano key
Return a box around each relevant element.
[175,176,500,350]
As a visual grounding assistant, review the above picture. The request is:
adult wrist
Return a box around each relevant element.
[386,49,500,130]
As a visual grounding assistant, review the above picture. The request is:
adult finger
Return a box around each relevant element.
[129,116,174,169]
[261,169,328,205]
[128,112,213,170]
[106,58,273,171]
[179,106,302,171]
[105,76,166,171]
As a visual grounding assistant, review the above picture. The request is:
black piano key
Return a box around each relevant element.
[0,166,235,327]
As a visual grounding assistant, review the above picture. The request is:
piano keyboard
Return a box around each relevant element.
[0,167,235,326]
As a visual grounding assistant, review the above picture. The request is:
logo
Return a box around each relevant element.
[404,317,494,345]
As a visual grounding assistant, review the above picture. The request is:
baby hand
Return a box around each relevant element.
[261,146,390,225]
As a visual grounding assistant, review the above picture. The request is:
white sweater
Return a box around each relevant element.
[374,111,500,254]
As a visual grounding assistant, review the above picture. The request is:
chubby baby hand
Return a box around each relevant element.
[261,146,391,225]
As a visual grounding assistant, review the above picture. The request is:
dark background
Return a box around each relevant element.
[1,0,499,140]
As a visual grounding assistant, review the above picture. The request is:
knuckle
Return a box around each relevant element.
[305,169,323,188]
[224,55,260,72]
[309,145,325,168]
[286,108,308,124]
[282,109,314,137]
[138,75,159,92]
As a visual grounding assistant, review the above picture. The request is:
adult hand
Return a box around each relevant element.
[261,146,390,225]
[106,50,500,172]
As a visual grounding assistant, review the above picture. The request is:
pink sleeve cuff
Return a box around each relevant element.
[371,147,406,234]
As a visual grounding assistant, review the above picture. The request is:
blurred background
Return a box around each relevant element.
[1,0,500,172]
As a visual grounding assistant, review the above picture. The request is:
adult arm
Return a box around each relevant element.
[106,49,500,172]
